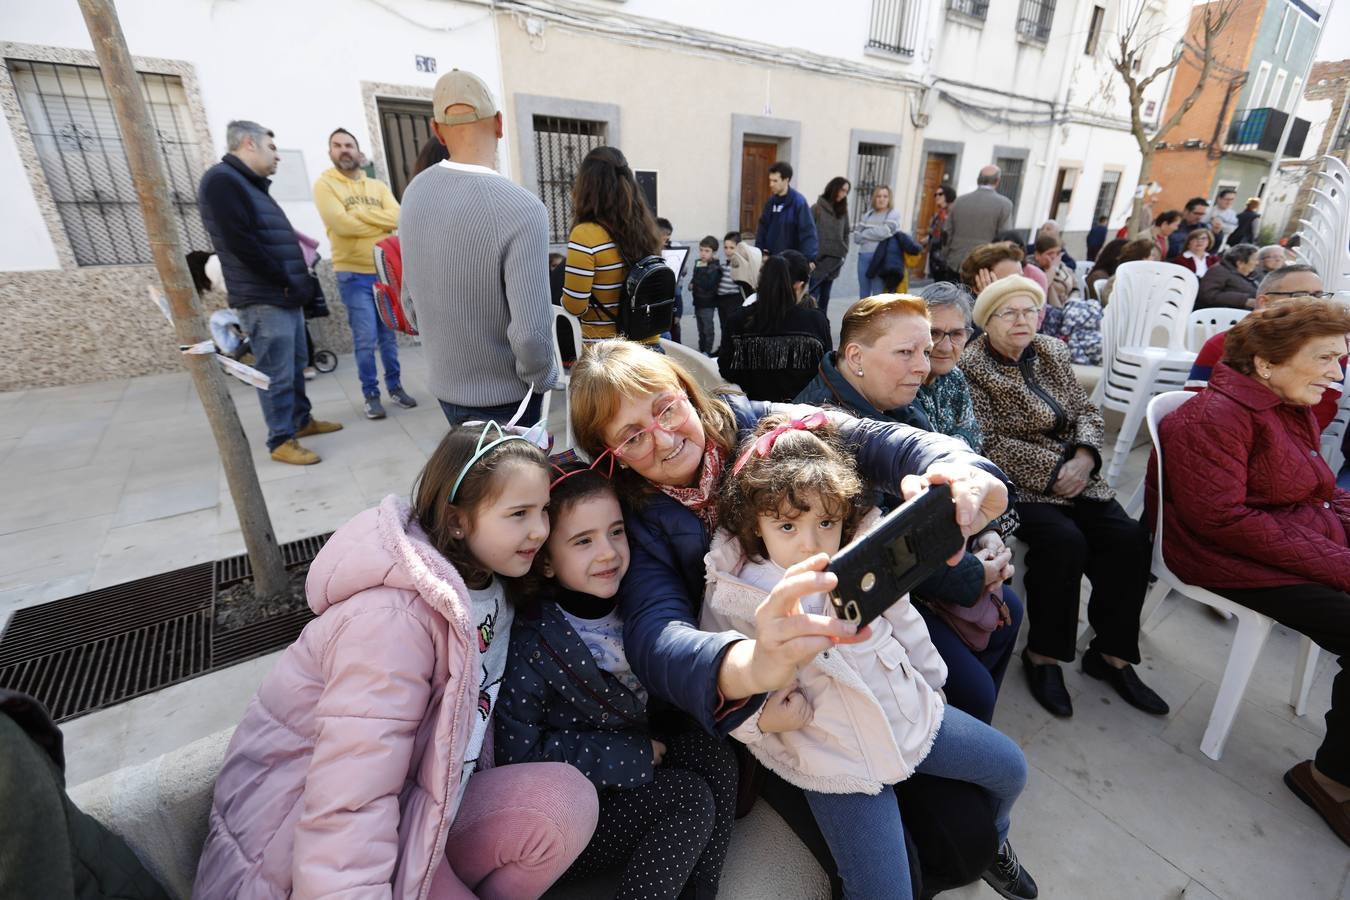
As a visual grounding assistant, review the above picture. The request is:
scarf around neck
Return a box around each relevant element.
[657,440,726,532]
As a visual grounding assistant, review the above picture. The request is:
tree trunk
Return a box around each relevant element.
[78,0,289,599]
[1129,150,1154,237]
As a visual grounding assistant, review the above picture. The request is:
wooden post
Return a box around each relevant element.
[78,0,289,599]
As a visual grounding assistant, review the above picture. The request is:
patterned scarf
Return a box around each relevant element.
[657,440,727,532]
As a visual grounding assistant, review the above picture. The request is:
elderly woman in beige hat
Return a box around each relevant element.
[961,276,1169,721]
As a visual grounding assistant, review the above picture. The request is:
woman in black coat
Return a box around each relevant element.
[1195,243,1259,310]
[718,250,833,401]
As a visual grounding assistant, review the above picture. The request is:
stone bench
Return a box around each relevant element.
[69,728,829,900]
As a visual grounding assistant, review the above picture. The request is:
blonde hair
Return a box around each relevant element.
[839,293,930,351]
[569,341,738,462]
[871,184,894,211]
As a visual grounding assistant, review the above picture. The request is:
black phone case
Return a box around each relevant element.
[826,483,966,627]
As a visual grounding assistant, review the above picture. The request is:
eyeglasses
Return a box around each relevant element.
[989,307,1042,323]
[609,394,692,462]
[931,327,970,347]
[1264,290,1336,300]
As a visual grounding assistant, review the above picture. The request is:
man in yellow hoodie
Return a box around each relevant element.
[313,128,416,419]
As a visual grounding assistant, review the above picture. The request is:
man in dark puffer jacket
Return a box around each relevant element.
[0,690,169,900]
[198,120,343,466]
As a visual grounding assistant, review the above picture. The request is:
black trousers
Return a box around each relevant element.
[1015,498,1150,663]
[564,730,737,899]
[1215,583,1350,786]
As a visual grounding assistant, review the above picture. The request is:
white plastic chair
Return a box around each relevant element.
[1321,386,1350,474]
[1095,262,1199,486]
[659,338,728,394]
[543,308,584,449]
[1186,308,1249,352]
[1093,277,1108,301]
[1140,391,1320,760]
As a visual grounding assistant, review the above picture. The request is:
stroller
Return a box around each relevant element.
[185,250,337,372]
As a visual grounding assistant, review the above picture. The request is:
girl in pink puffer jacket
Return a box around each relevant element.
[702,415,1037,900]
[193,424,599,900]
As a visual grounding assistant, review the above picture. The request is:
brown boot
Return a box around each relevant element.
[1285,760,1350,848]
[270,439,320,465]
[295,418,343,438]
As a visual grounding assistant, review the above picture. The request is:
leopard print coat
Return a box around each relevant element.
[960,333,1112,507]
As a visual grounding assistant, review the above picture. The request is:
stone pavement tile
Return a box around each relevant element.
[0,514,113,594]
[63,651,282,787]
[0,572,91,630]
[0,466,125,536]
[5,419,109,473]
[943,764,1195,900]
[1160,680,1328,834]
[90,507,224,589]
[219,464,368,545]
[1145,597,1332,739]
[0,435,17,465]
[1024,692,1349,899]
[349,454,429,506]
[112,474,220,527]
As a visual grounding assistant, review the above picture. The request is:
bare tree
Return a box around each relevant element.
[78,0,290,599]
[1112,0,1239,234]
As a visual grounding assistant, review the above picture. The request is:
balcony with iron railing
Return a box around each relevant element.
[1016,0,1055,44]
[1224,107,1310,158]
[866,0,922,57]
[947,0,989,21]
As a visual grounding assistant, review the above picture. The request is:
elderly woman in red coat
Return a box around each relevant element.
[1157,298,1350,849]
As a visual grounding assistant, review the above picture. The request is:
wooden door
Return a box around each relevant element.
[912,154,953,277]
[739,141,778,234]
[1049,167,1072,222]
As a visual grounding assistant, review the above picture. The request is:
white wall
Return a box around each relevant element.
[1,0,500,262]
[0,114,60,271]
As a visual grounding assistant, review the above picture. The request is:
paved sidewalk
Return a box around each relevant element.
[2,343,1348,899]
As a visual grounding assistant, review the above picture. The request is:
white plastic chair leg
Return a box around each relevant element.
[1291,637,1321,718]
[1107,398,1150,487]
[1121,477,1145,519]
[1139,578,1171,634]
[1202,614,1274,760]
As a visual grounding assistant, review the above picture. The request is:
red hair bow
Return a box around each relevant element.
[731,410,829,475]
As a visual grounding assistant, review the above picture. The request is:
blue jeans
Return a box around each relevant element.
[439,393,544,428]
[237,303,312,451]
[336,270,401,399]
[857,252,887,297]
[917,585,1025,724]
[804,707,1027,900]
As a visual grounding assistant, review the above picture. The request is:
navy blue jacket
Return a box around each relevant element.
[197,154,312,309]
[755,188,819,260]
[495,599,654,790]
[619,394,1010,736]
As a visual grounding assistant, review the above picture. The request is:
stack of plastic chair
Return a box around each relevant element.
[1139,391,1320,760]
[1185,307,1250,352]
[1321,387,1350,474]
[1294,156,1350,293]
[544,308,584,449]
[1094,261,1199,487]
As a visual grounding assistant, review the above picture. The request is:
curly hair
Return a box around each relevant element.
[570,146,662,263]
[959,241,1025,291]
[1222,298,1350,377]
[719,416,867,563]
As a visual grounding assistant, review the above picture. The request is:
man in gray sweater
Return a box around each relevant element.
[400,69,558,426]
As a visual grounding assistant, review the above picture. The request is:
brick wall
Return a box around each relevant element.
[1149,0,1268,213]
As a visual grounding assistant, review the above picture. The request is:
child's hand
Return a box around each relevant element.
[651,739,667,766]
[759,684,812,733]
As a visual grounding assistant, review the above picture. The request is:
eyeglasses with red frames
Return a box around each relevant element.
[608,394,692,462]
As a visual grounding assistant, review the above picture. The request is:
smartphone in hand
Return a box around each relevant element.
[825,483,965,627]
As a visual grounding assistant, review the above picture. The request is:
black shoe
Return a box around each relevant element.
[1022,648,1073,717]
[983,840,1038,899]
[1082,647,1170,715]
[363,395,387,419]
[389,387,418,409]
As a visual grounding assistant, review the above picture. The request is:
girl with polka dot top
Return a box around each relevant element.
[495,461,739,900]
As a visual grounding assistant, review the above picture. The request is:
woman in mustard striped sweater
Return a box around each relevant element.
[563,147,664,349]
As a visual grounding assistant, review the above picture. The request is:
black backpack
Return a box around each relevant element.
[596,254,676,342]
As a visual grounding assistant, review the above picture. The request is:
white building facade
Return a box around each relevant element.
[0,0,1186,389]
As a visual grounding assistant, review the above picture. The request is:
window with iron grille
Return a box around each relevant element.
[9,59,211,266]
[1093,170,1121,222]
[995,156,1025,219]
[376,98,434,201]
[533,115,607,242]
[866,0,922,56]
[947,0,989,21]
[1084,5,1105,55]
[853,143,895,225]
[1016,0,1056,43]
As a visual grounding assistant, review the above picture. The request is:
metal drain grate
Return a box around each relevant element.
[0,533,333,721]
